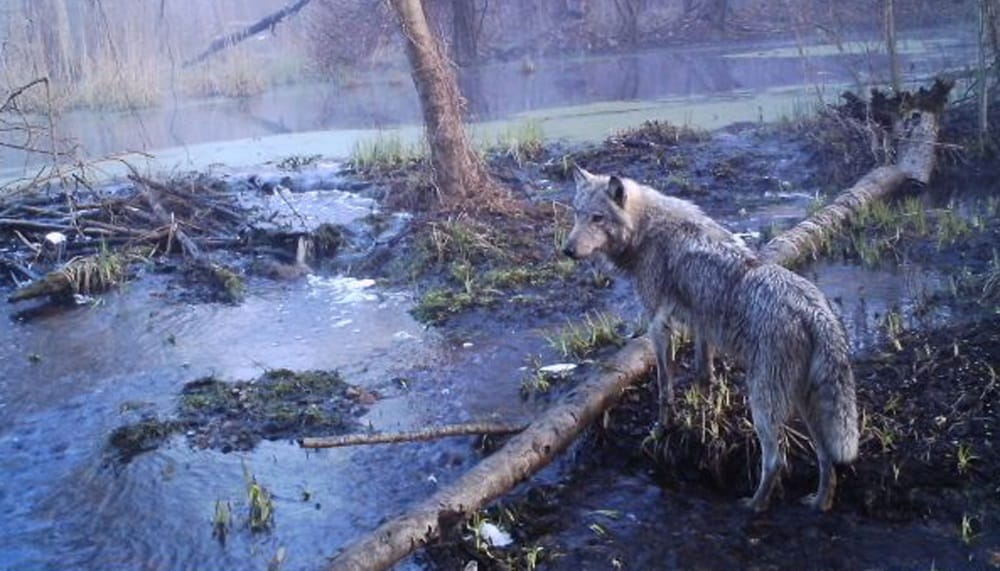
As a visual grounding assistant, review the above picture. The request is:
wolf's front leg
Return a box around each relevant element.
[649,315,675,426]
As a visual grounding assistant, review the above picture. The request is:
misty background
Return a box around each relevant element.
[0,1,980,172]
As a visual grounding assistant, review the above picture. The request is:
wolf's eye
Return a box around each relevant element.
[590,214,605,223]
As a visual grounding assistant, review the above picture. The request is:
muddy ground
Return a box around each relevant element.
[358,97,1000,570]
[3,91,1000,569]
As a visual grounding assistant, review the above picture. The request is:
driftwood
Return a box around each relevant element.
[324,81,953,571]
[5,172,250,303]
[183,0,313,68]
[130,174,245,303]
[130,174,204,261]
[300,422,529,449]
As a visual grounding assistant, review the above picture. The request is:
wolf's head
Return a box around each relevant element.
[561,166,634,260]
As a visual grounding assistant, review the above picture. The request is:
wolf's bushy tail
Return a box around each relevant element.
[807,310,859,464]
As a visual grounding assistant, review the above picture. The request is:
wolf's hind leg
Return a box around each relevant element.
[694,339,715,390]
[742,369,789,512]
[799,412,837,512]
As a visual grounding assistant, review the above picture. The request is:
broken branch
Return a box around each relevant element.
[300,421,528,449]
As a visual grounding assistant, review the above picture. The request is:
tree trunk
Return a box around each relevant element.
[885,0,901,93]
[978,0,991,150]
[450,0,480,66]
[323,81,952,571]
[390,0,494,207]
[614,0,641,46]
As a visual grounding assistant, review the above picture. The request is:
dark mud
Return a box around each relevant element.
[108,369,373,462]
[422,312,1000,571]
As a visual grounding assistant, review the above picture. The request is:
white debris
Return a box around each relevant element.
[538,363,577,376]
[477,522,513,547]
[44,231,66,245]
[462,342,474,348]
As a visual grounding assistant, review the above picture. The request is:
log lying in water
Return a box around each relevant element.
[759,79,951,267]
[323,80,953,571]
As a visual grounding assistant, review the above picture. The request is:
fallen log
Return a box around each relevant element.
[324,80,952,571]
[328,337,655,571]
[759,79,951,267]
[8,250,129,303]
[300,421,529,449]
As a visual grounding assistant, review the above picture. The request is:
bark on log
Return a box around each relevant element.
[7,269,74,302]
[299,421,528,449]
[183,0,313,68]
[324,81,951,571]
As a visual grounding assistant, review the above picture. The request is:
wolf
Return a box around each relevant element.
[561,166,859,512]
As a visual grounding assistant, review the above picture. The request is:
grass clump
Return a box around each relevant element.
[613,119,710,147]
[61,247,130,295]
[244,464,275,533]
[546,312,625,359]
[351,133,426,171]
[108,369,366,460]
[486,120,545,165]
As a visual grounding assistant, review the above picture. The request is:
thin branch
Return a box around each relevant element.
[300,421,528,449]
[182,0,313,68]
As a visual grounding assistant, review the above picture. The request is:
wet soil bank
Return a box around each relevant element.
[351,96,999,569]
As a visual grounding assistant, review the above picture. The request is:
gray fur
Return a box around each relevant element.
[563,167,859,512]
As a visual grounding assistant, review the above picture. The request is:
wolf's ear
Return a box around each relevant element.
[608,176,626,208]
[572,165,592,186]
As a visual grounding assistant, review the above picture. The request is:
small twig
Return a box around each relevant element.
[0,78,48,113]
[299,421,528,449]
[0,218,75,232]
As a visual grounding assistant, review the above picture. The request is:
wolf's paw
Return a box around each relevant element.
[799,493,833,512]
[650,422,667,440]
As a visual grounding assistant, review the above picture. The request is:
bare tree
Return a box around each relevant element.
[389,0,495,206]
[449,0,481,65]
[884,0,900,92]
[684,0,728,32]
[613,0,642,46]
